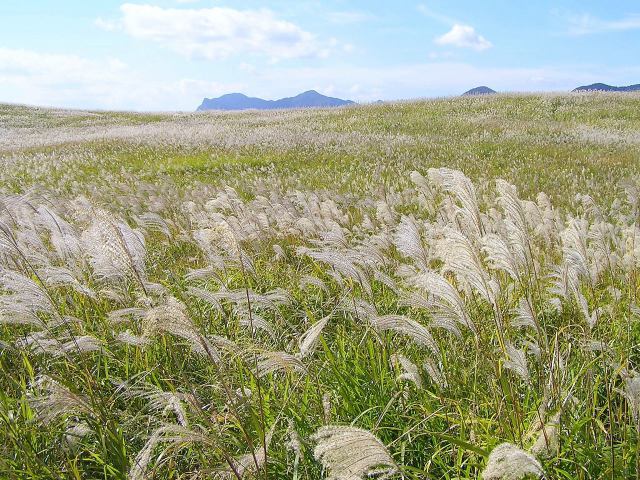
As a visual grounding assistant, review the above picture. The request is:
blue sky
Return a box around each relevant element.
[1,0,640,110]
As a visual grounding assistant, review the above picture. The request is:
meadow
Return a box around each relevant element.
[1,93,640,479]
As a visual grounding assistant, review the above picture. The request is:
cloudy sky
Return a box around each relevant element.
[2,0,640,111]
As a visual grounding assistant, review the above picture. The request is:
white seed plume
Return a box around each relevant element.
[129,425,209,480]
[299,314,332,358]
[253,350,307,378]
[81,210,147,287]
[134,296,221,362]
[311,425,397,480]
[370,314,439,357]
[503,342,530,382]
[423,357,448,389]
[299,274,330,293]
[512,297,537,330]
[620,374,640,425]
[0,269,58,327]
[390,353,422,387]
[531,410,561,458]
[482,442,544,480]
[413,270,476,333]
[427,167,484,238]
[28,376,94,425]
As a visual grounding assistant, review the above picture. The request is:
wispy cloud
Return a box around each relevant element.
[326,11,373,25]
[99,3,335,61]
[416,4,457,25]
[435,24,492,51]
[566,12,640,35]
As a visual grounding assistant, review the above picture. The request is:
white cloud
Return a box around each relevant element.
[566,13,640,35]
[435,24,492,51]
[115,3,330,60]
[0,47,243,111]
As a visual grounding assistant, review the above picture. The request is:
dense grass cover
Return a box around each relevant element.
[1,93,640,479]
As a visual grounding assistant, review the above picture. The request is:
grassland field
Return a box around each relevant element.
[1,93,640,479]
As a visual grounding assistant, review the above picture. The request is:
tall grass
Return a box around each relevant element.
[1,94,640,479]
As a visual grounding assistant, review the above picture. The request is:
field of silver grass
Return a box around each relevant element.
[1,94,640,479]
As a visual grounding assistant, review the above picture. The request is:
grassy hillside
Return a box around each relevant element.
[1,94,640,479]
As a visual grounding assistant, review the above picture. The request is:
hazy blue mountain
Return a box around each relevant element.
[462,86,497,96]
[573,83,640,92]
[197,90,355,111]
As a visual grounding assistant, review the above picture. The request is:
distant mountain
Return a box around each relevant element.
[197,90,355,111]
[573,83,640,92]
[462,86,497,96]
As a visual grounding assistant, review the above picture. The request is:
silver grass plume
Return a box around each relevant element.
[28,375,95,425]
[495,180,530,235]
[134,212,171,237]
[129,424,209,480]
[503,342,530,382]
[37,265,96,299]
[116,380,192,427]
[512,297,537,330]
[574,290,601,330]
[299,274,330,293]
[434,227,497,306]
[252,350,307,378]
[116,330,151,347]
[390,353,422,387]
[142,296,219,362]
[81,209,147,288]
[560,219,593,284]
[482,233,527,282]
[409,170,437,216]
[399,291,462,338]
[311,425,398,480]
[482,443,544,480]
[619,373,640,427]
[323,392,332,424]
[63,421,93,452]
[427,167,484,238]
[186,286,225,312]
[494,179,535,269]
[56,335,103,356]
[0,269,60,327]
[522,340,542,359]
[370,314,439,357]
[423,357,448,389]
[412,270,476,334]
[394,215,430,269]
[234,305,276,339]
[286,417,303,461]
[108,307,147,324]
[530,410,561,458]
[297,247,373,297]
[299,314,332,359]
[36,205,83,265]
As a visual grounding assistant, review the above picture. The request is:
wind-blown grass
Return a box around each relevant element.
[1,93,640,479]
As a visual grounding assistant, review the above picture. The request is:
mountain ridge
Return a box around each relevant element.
[572,83,640,92]
[197,90,355,111]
